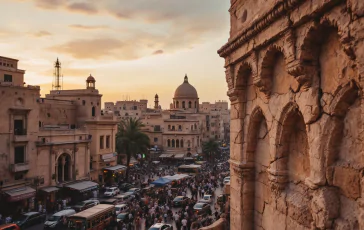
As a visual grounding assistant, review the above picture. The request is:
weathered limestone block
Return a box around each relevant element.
[261,203,286,230]
[332,165,361,199]
[311,187,340,229]
[286,190,313,228]
[349,0,364,17]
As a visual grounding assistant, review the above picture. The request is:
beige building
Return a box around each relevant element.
[105,75,230,158]
[0,56,117,214]
[105,99,148,120]
[219,0,364,229]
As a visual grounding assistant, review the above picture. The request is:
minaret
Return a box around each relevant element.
[53,58,63,90]
[154,94,159,109]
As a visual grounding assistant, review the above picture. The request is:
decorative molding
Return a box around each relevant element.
[218,0,306,57]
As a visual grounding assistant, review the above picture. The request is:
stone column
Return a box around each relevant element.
[61,156,66,182]
[55,165,58,184]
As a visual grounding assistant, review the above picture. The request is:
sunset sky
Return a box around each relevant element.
[1,0,230,108]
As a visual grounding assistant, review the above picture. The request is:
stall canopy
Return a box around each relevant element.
[174,153,185,159]
[150,177,172,186]
[159,154,174,158]
[104,165,127,172]
[40,186,59,193]
[65,181,99,192]
[4,186,36,202]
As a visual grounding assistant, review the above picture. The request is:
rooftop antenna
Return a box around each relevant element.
[52,58,63,90]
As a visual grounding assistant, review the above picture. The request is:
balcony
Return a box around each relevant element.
[13,129,28,142]
[10,162,30,172]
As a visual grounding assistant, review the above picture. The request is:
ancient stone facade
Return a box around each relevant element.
[218,0,364,229]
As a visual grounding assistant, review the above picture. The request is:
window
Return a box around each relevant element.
[178,125,182,131]
[182,101,185,108]
[92,106,96,117]
[181,139,184,148]
[82,100,86,106]
[188,101,192,108]
[100,136,104,149]
[154,137,158,142]
[176,139,180,148]
[14,146,25,164]
[4,74,12,82]
[172,139,175,147]
[167,139,171,147]
[106,136,110,148]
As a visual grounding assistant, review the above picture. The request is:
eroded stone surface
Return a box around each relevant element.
[219,0,364,229]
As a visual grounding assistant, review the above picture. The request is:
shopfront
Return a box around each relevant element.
[63,181,99,204]
[103,165,127,185]
[1,186,36,216]
[38,186,59,212]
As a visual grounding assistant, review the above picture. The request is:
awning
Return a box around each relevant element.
[4,186,36,202]
[174,153,185,159]
[151,177,172,187]
[65,181,99,193]
[159,154,175,158]
[40,186,59,193]
[104,165,127,172]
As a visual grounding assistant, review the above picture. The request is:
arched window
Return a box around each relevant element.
[178,125,182,131]
[172,126,175,131]
[187,140,191,147]
[168,125,171,130]
[182,101,185,108]
[82,100,86,106]
[176,139,180,148]
[188,101,192,108]
[176,101,179,108]
[194,101,197,108]
[167,139,171,147]
[172,139,175,147]
[181,139,184,148]
[91,106,96,117]
[191,125,193,130]
[194,124,197,130]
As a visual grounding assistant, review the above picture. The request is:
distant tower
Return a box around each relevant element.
[53,58,63,90]
[154,94,159,109]
[86,74,96,89]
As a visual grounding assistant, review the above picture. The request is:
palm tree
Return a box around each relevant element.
[202,139,220,163]
[116,117,150,179]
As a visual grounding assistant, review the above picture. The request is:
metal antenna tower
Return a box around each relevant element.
[53,58,63,90]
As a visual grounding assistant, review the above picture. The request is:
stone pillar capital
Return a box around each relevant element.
[228,88,245,103]
[230,160,254,179]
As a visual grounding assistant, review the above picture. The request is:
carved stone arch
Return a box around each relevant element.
[269,102,309,189]
[256,45,287,97]
[323,80,359,173]
[234,61,253,90]
[56,149,73,162]
[245,106,268,163]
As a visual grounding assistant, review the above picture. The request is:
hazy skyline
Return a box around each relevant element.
[1,0,230,108]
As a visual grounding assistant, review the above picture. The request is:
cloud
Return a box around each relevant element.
[152,50,163,55]
[33,30,52,37]
[69,24,109,30]
[33,0,66,9]
[48,38,134,60]
[67,2,98,14]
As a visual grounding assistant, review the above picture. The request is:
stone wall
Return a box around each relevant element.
[218,0,364,229]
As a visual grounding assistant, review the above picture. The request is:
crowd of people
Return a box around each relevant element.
[108,157,230,230]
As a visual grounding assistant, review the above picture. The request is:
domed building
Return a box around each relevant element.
[173,75,199,112]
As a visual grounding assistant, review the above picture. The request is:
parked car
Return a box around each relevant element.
[172,196,190,207]
[193,203,211,216]
[223,176,230,184]
[43,209,76,229]
[14,212,46,229]
[104,187,120,197]
[115,194,133,204]
[0,223,20,230]
[100,198,118,205]
[148,223,172,230]
[127,188,141,196]
[72,200,99,212]
[115,204,129,215]
[122,192,136,199]
[199,194,213,204]
[119,183,133,191]
[116,213,129,223]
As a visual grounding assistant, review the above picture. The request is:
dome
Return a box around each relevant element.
[174,75,198,99]
[86,74,95,82]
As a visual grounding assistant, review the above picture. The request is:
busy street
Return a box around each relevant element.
[1,150,230,230]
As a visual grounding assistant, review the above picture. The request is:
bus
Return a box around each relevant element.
[68,204,115,230]
[177,164,202,175]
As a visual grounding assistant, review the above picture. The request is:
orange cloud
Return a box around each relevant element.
[69,24,109,30]
[67,2,98,14]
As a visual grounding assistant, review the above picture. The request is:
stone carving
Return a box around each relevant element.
[220,0,363,229]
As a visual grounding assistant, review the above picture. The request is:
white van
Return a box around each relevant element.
[115,204,129,215]
[44,209,76,229]
[114,194,132,204]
